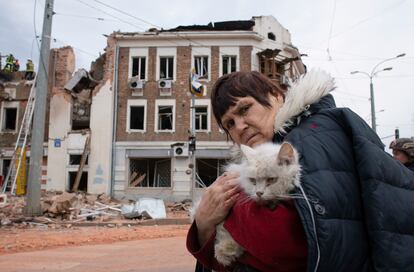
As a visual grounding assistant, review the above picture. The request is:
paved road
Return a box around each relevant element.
[0,236,196,272]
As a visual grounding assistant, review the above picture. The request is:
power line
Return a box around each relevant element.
[336,74,414,79]
[54,11,118,22]
[332,90,369,100]
[309,0,408,48]
[73,0,269,70]
[92,0,157,28]
[74,0,147,31]
[53,38,99,58]
[329,0,408,41]
[326,0,337,61]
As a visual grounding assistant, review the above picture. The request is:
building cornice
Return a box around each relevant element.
[113,31,264,42]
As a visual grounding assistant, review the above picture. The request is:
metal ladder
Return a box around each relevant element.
[1,78,36,194]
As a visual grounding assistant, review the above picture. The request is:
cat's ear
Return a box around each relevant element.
[240,144,255,158]
[277,142,296,166]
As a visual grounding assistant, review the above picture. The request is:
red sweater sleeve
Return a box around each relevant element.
[224,198,307,272]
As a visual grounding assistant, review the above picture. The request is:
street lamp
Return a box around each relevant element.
[350,53,406,133]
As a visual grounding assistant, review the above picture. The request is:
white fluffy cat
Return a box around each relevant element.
[214,142,301,266]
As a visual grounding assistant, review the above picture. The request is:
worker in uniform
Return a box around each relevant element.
[25,59,35,80]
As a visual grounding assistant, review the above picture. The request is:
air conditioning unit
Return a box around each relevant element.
[158,79,172,89]
[128,78,144,89]
[173,145,188,157]
[280,75,290,87]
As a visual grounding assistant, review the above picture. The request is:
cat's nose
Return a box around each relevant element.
[256,192,263,197]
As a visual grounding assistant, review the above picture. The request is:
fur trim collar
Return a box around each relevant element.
[274,69,336,134]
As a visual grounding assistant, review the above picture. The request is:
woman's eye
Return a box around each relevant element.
[226,120,234,130]
[241,105,250,115]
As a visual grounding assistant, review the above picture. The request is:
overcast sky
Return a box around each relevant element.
[1,0,413,149]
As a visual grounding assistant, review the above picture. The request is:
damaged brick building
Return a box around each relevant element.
[1,15,305,201]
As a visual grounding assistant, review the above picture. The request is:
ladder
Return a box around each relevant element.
[1,78,36,194]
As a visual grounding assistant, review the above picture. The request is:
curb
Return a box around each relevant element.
[67,218,191,227]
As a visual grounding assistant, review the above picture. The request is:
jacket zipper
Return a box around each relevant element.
[298,184,320,272]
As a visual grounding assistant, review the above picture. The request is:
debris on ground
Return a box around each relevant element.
[0,191,190,228]
[121,198,166,219]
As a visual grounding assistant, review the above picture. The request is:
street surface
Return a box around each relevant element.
[0,236,195,272]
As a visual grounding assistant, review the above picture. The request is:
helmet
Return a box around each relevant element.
[389,138,414,157]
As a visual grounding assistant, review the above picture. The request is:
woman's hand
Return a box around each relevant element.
[195,172,241,246]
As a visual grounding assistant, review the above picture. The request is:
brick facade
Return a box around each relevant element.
[114,45,246,142]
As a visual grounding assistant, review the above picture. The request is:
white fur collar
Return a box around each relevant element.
[274,69,336,134]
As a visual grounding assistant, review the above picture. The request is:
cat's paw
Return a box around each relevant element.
[214,239,244,266]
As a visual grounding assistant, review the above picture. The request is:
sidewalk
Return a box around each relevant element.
[0,236,195,272]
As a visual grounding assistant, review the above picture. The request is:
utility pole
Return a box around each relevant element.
[369,78,376,132]
[24,0,54,216]
[350,53,405,133]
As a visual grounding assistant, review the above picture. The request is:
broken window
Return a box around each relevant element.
[129,158,171,187]
[196,159,226,188]
[268,32,276,41]
[71,97,90,130]
[257,49,285,80]
[129,106,145,130]
[69,171,88,192]
[160,57,174,79]
[222,56,237,75]
[2,107,17,131]
[158,106,173,130]
[195,106,208,131]
[132,57,146,80]
[1,159,11,179]
[194,56,208,79]
[69,154,88,165]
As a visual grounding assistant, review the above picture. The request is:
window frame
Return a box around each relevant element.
[128,48,148,81]
[219,47,239,76]
[0,102,19,133]
[222,55,237,75]
[126,100,147,133]
[190,99,211,133]
[131,56,146,80]
[159,56,174,80]
[128,157,172,188]
[155,99,175,133]
[194,55,209,79]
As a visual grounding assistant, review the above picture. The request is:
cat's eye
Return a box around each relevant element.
[249,178,256,185]
[266,178,277,186]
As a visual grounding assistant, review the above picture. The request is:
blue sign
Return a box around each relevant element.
[54,139,61,148]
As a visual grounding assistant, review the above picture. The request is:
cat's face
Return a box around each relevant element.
[234,142,301,204]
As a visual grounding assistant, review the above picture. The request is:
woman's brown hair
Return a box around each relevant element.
[211,71,284,132]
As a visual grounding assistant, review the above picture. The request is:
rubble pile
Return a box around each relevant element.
[167,199,192,212]
[0,191,190,228]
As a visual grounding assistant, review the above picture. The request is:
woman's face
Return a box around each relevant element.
[221,94,284,147]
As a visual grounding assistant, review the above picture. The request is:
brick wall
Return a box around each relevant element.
[0,82,32,148]
[115,44,253,143]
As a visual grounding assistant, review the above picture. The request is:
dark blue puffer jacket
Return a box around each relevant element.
[276,94,414,272]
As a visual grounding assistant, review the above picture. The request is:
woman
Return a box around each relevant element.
[187,70,414,272]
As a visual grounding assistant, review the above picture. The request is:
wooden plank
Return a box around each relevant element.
[130,173,146,187]
[72,135,90,192]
